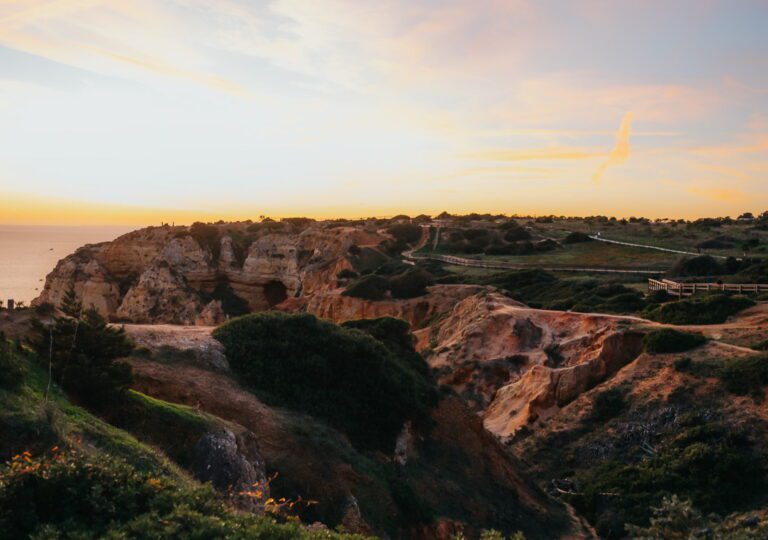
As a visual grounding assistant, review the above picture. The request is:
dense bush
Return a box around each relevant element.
[389,269,433,299]
[341,317,430,377]
[568,419,765,538]
[644,293,754,325]
[342,274,390,300]
[626,495,768,539]
[480,270,647,314]
[0,340,26,389]
[643,329,707,354]
[0,451,361,540]
[562,232,593,244]
[589,387,627,421]
[387,224,422,246]
[719,355,768,397]
[498,221,531,241]
[29,284,133,409]
[213,312,437,450]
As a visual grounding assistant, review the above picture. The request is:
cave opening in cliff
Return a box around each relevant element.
[263,280,288,307]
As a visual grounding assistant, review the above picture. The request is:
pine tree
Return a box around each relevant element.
[30,284,133,410]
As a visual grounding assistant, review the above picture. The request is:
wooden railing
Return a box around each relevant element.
[404,250,660,274]
[649,278,768,297]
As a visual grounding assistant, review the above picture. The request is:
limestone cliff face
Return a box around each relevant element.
[304,284,646,430]
[35,223,383,324]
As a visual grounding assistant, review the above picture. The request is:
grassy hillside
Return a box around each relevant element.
[0,339,369,539]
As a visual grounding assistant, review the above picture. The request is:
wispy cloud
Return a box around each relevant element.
[79,44,248,97]
[467,146,604,162]
[687,186,745,203]
[593,112,633,183]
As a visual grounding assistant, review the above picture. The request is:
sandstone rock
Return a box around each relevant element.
[196,300,226,326]
[483,330,645,439]
[35,223,388,324]
[116,263,201,325]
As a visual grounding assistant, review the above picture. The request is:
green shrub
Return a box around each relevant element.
[750,340,768,352]
[562,231,593,244]
[389,269,433,299]
[646,289,672,303]
[645,294,755,325]
[478,270,647,314]
[29,284,133,409]
[213,313,437,451]
[643,329,707,354]
[589,387,627,421]
[343,274,390,300]
[502,225,531,242]
[719,355,768,397]
[0,451,363,540]
[386,224,422,245]
[341,317,430,377]
[568,420,765,538]
[0,341,26,389]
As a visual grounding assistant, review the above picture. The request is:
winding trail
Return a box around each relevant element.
[403,226,664,274]
[588,234,729,259]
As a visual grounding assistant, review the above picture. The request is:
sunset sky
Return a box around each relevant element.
[1,0,767,225]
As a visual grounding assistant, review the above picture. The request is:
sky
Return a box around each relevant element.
[0,0,767,225]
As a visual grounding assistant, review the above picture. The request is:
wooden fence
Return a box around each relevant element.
[649,278,768,297]
[404,250,660,274]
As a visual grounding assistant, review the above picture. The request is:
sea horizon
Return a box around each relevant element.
[0,224,135,305]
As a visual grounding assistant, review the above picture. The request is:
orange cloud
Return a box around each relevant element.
[467,146,603,162]
[687,186,745,203]
[593,112,633,183]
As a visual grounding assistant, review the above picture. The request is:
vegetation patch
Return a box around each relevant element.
[588,387,627,422]
[562,232,593,244]
[0,450,365,540]
[213,312,438,451]
[718,355,768,398]
[0,339,26,389]
[477,269,647,314]
[567,418,765,539]
[643,329,707,354]
[29,284,134,410]
[644,293,755,325]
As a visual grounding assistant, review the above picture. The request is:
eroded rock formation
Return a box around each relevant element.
[34,223,383,324]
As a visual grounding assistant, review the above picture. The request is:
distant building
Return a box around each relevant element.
[7,299,14,311]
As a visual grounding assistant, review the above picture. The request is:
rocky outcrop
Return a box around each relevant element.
[304,284,488,330]
[414,290,642,412]
[34,223,386,324]
[483,330,644,439]
[192,429,268,512]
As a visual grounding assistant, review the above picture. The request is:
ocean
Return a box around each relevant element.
[0,225,135,305]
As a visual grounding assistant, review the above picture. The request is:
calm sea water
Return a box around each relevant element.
[0,225,135,305]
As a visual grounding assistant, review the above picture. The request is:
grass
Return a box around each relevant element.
[528,220,768,259]
[0,344,186,477]
[423,240,677,270]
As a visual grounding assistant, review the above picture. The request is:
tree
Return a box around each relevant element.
[30,283,133,409]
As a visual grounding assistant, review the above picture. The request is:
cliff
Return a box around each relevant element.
[34,222,383,324]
